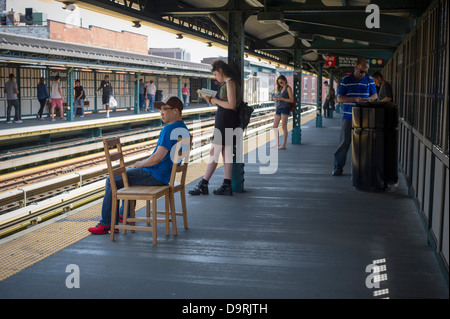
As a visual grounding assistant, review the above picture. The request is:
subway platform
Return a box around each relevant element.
[0,102,211,131]
[0,113,448,301]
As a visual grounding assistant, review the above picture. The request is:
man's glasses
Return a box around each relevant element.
[356,66,367,74]
[160,107,176,112]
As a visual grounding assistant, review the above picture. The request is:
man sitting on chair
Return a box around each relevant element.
[89,96,189,234]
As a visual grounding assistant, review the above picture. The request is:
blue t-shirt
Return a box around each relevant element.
[143,120,190,184]
[337,74,377,120]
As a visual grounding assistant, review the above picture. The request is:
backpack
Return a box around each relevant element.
[237,101,253,129]
[289,97,298,113]
[329,87,335,99]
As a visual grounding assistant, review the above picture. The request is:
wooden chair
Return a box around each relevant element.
[103,135,191,245]
[168,135,193,230]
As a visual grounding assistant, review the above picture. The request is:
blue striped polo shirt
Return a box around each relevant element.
[337,74,377,120]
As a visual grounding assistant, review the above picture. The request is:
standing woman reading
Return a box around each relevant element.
[189,60,241,196]
[272,75,293,149]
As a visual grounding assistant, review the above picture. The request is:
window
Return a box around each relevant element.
[20,67,46,98]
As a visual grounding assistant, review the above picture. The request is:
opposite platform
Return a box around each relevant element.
[0,103,214,143]
[0,114,448,299]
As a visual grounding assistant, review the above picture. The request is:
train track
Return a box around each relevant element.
[0,106,316,237]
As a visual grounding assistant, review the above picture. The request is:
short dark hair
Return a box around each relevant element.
[355,57,369,66]
[9,73,15,79]
[55,75,61,81]
[372,71,383,79]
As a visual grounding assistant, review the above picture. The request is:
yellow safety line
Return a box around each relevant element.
[0,114,314,282]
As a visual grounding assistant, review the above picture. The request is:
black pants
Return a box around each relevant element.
[323,100,330,117]
[38,99,47,118]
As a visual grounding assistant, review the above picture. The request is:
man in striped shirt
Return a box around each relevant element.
[332,57,378,176]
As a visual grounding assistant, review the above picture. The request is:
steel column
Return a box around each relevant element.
[335,72,342,113]
[292,49,302,144]
[316,62,323,127]
[94,70,98,113]
[228,8,246,193]
[178,76,182,100]
[329,70,334,118]
[134,72,140,114]
[16,65,21,117]
[66,68,74,121]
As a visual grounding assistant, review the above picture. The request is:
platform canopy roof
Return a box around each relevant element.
[56,0,433,73]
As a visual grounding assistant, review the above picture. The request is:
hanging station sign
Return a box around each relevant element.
[324,56,384,68]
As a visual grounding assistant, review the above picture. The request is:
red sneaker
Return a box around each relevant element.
[118,215,131,224]
[88,223,118,234]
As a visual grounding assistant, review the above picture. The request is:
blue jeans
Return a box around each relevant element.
[7,99,20,122]
[275,107,290,116]
[73,99,84,116]
[147,94,155,111]
[99,168,165,226]
[333,118,352,171]
[139,93,145,109]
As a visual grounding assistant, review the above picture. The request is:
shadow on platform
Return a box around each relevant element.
[0,114,448,300]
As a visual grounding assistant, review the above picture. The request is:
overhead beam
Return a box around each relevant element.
[59,0,430,67]
[284,12,414,36]
[287,21,402,47]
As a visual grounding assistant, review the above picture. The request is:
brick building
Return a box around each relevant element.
[0,9,148,55]
[49,20,148,54]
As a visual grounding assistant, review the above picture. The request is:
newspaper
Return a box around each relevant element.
[197,88,217,98]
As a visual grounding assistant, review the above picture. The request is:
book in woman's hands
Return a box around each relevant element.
[197,88,217,98]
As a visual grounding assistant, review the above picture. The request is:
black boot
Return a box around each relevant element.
[213,180,233,196]
[189,179,209,195]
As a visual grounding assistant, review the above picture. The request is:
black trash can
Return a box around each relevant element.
[155,90,163,102]
[352,101,398,191]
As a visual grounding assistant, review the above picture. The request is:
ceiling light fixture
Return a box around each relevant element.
[62,2,76,11]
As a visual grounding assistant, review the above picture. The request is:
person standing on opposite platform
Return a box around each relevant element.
[182,83,190,107]
[73,79,85,118]
[272,75,293,150]
[4,73,21,124]
[36,77,49,120]
[88,96,189,235]
[96,75,112,118]
[331,57,378,176]
[50,75,64,121]
[189,60,241,196]
[145,79,156,112]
